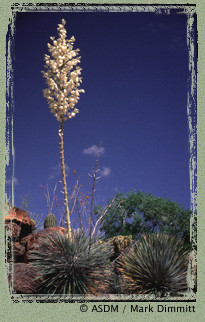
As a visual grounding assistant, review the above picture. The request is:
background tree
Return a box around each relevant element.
[95,190,193,249]
[42,19,85,238]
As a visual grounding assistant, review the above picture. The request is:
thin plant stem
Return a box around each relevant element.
[50,182,58,213]
[91,196,116,239]
[89,141,102,250]
[59,121,71,239]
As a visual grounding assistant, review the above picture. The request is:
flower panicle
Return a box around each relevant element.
[42,19,85,122]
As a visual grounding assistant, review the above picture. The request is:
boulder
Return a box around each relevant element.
[5,204,37,263]
[5,205,36,241]
[13,242,26,262]
[20,234,34,247]
[8,263,40,294]
[5,222,21,240]
[5,205,69,294]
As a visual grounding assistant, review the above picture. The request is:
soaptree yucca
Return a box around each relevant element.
[116,233,188,296]
[29,230,113,294]
[42,19,85,238]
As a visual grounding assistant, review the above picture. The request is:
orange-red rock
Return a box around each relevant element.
[13,242,26,261]
[5,222,21,240]
[5,205,36,237]
[8,263,40,294]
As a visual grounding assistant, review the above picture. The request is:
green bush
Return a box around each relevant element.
[96,191,192,249]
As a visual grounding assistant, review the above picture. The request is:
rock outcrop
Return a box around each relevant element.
[5,204,67,294]
[5,205,197,295]
[5,204,36,263]
[8,263,40,294]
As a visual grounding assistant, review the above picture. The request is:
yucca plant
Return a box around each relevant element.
[116,233,188,296]
[28,229,113,294]
[42,19,85,238]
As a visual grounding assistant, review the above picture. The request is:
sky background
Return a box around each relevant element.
[8,9,196,229]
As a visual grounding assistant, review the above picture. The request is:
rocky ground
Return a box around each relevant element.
[5,204,197,295]
[5,204,68,294]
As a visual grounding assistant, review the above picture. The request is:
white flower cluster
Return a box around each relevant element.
[42,19,85,122]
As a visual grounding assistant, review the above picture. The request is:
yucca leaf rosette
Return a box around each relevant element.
[116,233,188,296]
[29,230,113,294]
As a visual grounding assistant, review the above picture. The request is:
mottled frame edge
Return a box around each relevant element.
[2,0,199,310]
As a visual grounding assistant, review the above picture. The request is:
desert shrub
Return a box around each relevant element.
[109,235,134,260]
[116,233,188,296]
[29,229,113,294]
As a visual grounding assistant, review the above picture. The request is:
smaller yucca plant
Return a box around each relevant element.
[29,229,113,294]
[116,233,188,296]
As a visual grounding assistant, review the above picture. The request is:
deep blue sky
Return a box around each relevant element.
[10,11,196,228]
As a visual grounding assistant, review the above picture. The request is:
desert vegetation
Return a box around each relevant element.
[8,19,196,297]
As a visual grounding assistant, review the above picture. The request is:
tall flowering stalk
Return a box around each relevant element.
[42,19,85,239]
